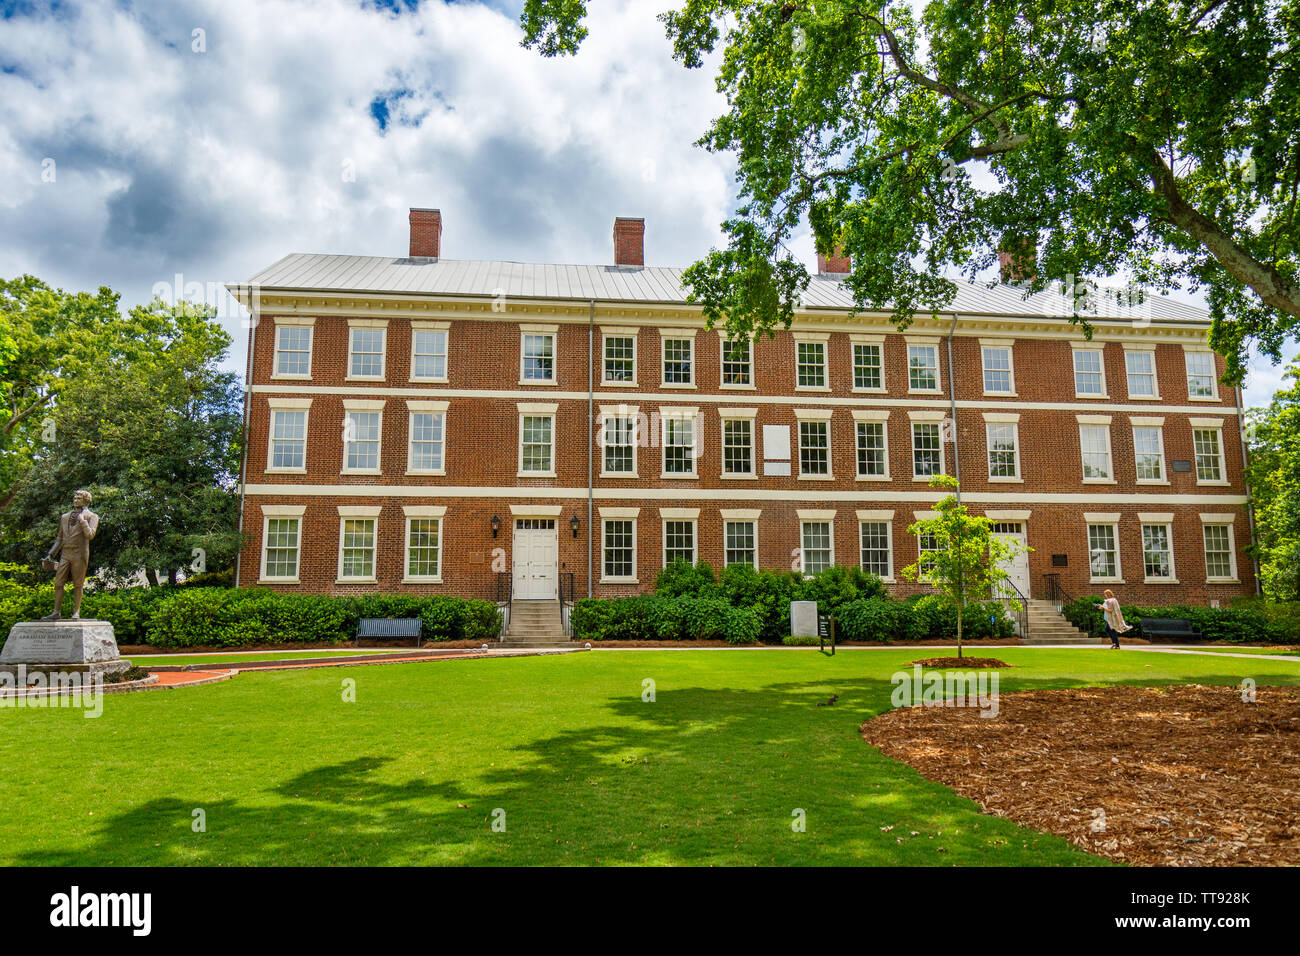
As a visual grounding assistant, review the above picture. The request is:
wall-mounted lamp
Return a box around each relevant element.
[570,514,581,538]
[490,515,501,538]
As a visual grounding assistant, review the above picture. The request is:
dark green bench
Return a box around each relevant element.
[1139,617,1202,643]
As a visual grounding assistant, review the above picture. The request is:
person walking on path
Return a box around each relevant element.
[1095,589,1132,649]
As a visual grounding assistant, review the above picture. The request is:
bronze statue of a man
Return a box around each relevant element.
[41,489,99,622]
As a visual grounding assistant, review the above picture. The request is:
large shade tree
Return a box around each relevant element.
[0,295,243,585]
[1246,357,1300,600]
[522,0,1300,382]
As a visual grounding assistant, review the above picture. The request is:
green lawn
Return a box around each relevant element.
[1175,645,1300,656]
[3,648,1296,866]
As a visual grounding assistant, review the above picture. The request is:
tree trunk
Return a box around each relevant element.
[956,602,963,660]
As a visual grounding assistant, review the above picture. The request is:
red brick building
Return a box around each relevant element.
[228,209,1256,613]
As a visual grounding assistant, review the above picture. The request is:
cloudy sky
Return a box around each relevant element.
[0,0,1293,407]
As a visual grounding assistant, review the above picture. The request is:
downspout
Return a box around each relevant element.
[946,312,962,502]
[233,287,256,588]
[1235,383,1263,596]
[587,298,595,598]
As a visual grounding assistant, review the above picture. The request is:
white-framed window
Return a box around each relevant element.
[1124,349,1158,398]
[722,511,760,567]
[720,410,757,477]
[599,406,638,477]
[795,336,829,389]
[986,422,1021,480]
[1185,350,1219,400]
[980,342,1015,395]
[911,422,944,478]
[858,518,893,580]
[1078,420,1113,481]
[1140,520,1176,582]
[720,336,753,387]
[403,506,445,583]
[800,519,834,575]
[520,327,556,384]
[798,419,831,477]
[336,507,381,583]
[916,531,941,584]
[601,513,638,582]
[907,342,941,392]
[342,400,385,474]
[1201,517,1238,581]
[1192,423,1226,483]
[856,420,888,478]
[406,400,447,475]
[259,505,305,584]
[1132,421,1166,482]
[852,337,884,391]
[410,323,449,382]
[661,334,695,386]
[266,398,311,473]
[1086,520,1122,582]
[602,330,637,385]
[347,321,387,380]
[518,404,557,476]
[661,408,698,477]
[273,320,314,379]
[662,513,698,566]
[1073,347,1106,397]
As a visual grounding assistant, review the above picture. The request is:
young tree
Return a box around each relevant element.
[1246,358,1300,600]
[521,0,1300,383]
[901,475,1028,658]
[0,297,243,585]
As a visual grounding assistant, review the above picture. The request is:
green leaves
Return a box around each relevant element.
[1246,357,1300,599]
[520,0,1300,381]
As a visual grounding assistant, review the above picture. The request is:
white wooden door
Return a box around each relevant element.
[512,520,558,600]
[992,522,1030,596]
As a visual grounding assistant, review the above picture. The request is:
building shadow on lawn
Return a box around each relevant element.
[20,665,1284,867]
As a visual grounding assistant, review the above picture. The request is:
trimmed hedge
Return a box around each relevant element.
[0,582,502,649]
[1062,596,1300,645]
[572,595,762,644]
[836,595,1016,643]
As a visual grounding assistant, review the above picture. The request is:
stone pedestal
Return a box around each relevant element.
[0,620,130,680]
[790,600,819,638]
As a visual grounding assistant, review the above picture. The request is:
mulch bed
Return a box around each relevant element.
[862,684,1300,866]
[909,657,1009,668]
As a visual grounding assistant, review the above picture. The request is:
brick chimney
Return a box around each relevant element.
[409,208,442,258]
[613,217,645,267]
[997,236,1036,283]
[816,247,851,275]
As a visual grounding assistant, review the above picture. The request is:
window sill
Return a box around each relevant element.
[600,578,639,585]
[721,473,758,480]
[982,391,1018,398]
[257,577,300,585]
[265,468,306,476]
[599,472,638,479]
[270,373,312,381]
[1126,394,1161,401]
[856,474,892,481]
[1186,395,1222,402]
[1144,578,1180,585]
[345,375,386,383]
[1136,479,1170,486]
[851,386,886,394]
[987,476,1023,483]
[907,388,943,396]
[335,578,378,585]
[409,376,449,385]
[341,468,382,476]
[600,380,638,388]
[1196,480,1231,487]
[798,474,835,481]
[1082,478,1118,484]
[719,382,757,390]
[795,385,831,392]
[518,379,557,387]
[660,382,697,389]
[659,473,699,480]
[1089,577,1125,585]
[406,469,447,477]
[874,577,897,585]
[1074,393,1110,400]
[402,576,444,585]
[1206,578,1240,585]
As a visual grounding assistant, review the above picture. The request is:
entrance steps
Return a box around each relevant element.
[500,600,570,648]
[1020,599,1109,646]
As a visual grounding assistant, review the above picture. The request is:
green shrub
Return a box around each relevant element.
[1062,595,1300,644]
[781,634,821,646]
[572,594,760,643]
[654,560,719,598]
[836,597,905,643]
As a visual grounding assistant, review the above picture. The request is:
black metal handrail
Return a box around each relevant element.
[494,571,512,641]
[558,571,576,637]
[1042,573,1098,638]
[990,578,1029,641]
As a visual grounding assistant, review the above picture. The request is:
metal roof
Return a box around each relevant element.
[237,252,1210,323]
